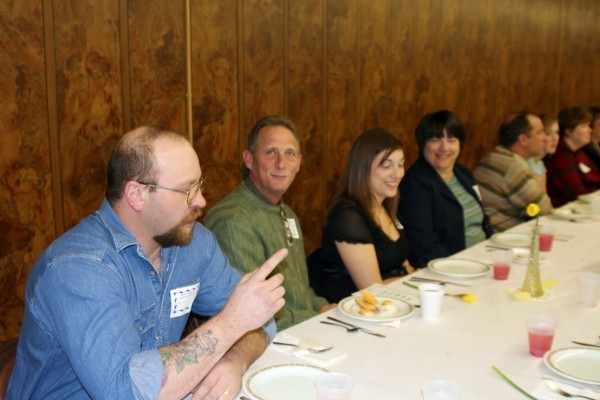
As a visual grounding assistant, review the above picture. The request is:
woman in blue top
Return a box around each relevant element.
[399,110,492,268]
[309,128,414,303]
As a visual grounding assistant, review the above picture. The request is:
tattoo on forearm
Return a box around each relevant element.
[160,329,219,384]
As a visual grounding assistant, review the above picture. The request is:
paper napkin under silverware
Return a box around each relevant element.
[270,332,347,367]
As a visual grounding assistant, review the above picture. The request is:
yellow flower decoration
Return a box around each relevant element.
[460,294,478,303]
[526,203,540,217]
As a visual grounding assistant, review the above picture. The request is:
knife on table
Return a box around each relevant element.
[409,277,471,287]
[326,316,386,337]
[572,340,600,348]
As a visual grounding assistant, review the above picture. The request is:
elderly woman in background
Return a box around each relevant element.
[582,106,600,170]
[544,106,600,207]
[399,110,492,268]
[528,113,560,191]
[308,128,413,303]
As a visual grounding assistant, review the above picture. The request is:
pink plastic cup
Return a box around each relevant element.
[492,250,512,280]
[539,226,555,252]
[527,315,557,357]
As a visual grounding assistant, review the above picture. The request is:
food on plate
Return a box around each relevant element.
[360,290,377,305]
[355,290,398,316]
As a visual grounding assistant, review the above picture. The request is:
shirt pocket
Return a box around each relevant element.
[133,303,156,334]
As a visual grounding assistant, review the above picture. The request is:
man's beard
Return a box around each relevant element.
[154,210,202,247]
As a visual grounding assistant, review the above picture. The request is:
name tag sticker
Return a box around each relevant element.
[287,218,300,239]
[579,162,591,174]
[170,282,200,318]
[472,185,483,201]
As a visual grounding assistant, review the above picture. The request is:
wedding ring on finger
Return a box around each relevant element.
[222,389,231,398]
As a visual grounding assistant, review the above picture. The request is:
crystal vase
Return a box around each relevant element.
[521,223,544,297]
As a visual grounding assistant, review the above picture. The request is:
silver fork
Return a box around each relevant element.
[320,321,360,332]
[325,316,386,337]
[272,341,334,353]
[545,380,598,400]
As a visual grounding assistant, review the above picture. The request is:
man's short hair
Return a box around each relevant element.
[498,111,533,147]
[106,126,188,203]
[241,115,300,178]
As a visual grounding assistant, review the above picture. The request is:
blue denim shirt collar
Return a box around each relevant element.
[97,198,140,252]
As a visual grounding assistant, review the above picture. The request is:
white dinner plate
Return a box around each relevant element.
[337,295,414,322]
[427,258,491,278]
[544,347,600,385]
[550,207,592,221]
[512,248,547,265]
[244,364,328,400]
[491,232,531,248]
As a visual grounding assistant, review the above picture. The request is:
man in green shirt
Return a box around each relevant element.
[204,115,333,330]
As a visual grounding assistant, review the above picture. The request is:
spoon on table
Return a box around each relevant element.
[545,380,599,400]
[272,341,334,353]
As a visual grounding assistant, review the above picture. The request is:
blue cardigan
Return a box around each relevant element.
[399,156,492,268]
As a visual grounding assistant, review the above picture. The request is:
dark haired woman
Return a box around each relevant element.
[545,106,600,207]
[399,110,492,268]
[308,128,413,303]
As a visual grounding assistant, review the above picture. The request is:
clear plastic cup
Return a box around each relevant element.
[422,380,461,400]
[315,372,353,400]
[527,314,557,357]
[491,249,512,280]
[539,226,555,252]
[579,272,600,307]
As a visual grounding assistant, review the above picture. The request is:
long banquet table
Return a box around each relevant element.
[240,214,600,399]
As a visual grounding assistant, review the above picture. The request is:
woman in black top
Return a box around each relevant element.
[308,128,413,303]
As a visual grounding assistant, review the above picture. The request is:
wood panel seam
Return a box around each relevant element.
[42,0,64,237]
[119,0,132,132]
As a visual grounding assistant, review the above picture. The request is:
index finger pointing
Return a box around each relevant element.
[252,248,288,281]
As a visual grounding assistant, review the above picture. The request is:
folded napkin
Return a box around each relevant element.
[270,332,347,367]
[506,278,560,302]
[532,379,600,400]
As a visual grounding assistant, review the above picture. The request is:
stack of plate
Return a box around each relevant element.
[427,258,491,278]
[490,232,531,248]
[544,347,600,386]
[244,364,327,400]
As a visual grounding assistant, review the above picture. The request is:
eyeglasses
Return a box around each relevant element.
[138,176,206,205]
[279,205,294,246]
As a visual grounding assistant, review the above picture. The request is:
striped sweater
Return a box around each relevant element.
[473,145,552,232]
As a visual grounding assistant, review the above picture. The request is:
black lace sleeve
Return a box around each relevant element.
[326,201,375,244]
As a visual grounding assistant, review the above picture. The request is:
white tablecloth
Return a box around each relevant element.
[241,215,600,399]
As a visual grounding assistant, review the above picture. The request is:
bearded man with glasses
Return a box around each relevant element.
[8,126,286,400]
[204,115,335,330]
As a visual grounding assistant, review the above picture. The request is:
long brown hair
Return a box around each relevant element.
[332,128,404,222]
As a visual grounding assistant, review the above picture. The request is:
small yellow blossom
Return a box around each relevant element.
[460,294,478,303]
[526,203,540,217]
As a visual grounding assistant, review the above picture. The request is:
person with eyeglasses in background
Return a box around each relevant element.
[8,126,287,400]
[204,115,335,330]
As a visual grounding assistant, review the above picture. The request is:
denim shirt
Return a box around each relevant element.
[8,199,275,399]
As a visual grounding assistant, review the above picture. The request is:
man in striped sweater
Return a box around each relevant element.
[473,112,553,232]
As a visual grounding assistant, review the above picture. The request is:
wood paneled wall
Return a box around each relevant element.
[2,0,600,311]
